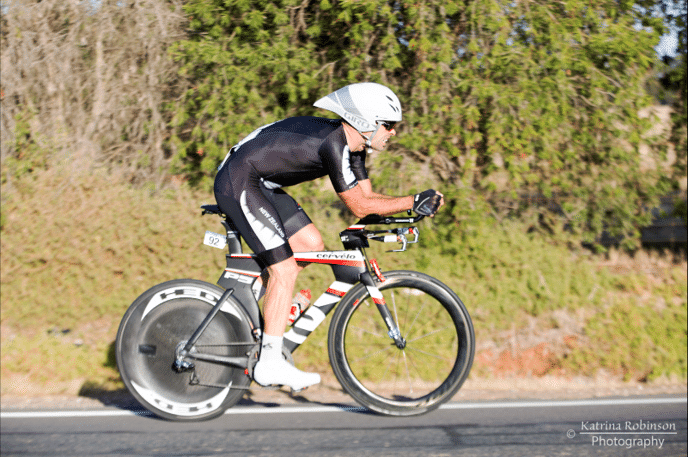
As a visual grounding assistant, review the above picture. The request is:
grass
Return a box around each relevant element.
[565,293,687,381]
[1,167,686,395]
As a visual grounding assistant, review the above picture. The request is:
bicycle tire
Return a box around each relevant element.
[328,270,474,416]
[115,279,254,421]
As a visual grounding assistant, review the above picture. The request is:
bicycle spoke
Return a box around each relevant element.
[345,341,395,364]
[401,350,413,394]
[404,345,456,362]
[407,325,455,343]
[351,290,457,391]
[403,350,429,385]
[346,322,387,340]
[401,295,427,340]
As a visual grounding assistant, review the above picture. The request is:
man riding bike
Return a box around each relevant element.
[213,82,444,391]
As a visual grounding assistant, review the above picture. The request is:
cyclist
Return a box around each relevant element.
[213,82,444,391]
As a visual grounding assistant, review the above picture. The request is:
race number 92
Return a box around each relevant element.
[203,231,227,249]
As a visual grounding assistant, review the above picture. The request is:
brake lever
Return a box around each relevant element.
[388,235,408,253]
[407,226,420,244]
[365,226,420,252]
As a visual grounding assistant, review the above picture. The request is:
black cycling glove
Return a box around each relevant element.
[412,189,441,216]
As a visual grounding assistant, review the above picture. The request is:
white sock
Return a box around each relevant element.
[259,334,284,363]
[253,334,321,390]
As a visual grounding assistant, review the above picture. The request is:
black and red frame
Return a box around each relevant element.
[205,204,424,353]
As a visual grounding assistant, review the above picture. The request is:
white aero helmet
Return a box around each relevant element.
[313,82,402,135]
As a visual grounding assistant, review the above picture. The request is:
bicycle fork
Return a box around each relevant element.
[359,272,407,349]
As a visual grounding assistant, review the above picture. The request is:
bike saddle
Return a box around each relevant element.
[201,204,224,216]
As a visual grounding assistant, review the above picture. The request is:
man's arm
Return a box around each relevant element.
[338,179,414,218]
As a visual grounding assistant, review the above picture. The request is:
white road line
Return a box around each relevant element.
[1,397,685,419]
[441,397,688,410]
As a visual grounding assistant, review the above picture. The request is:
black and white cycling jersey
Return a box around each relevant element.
[214,116,368,266]
[218,117,368,193]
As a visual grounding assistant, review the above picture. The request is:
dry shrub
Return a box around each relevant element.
[1,0,188,186]
[0,167,225,329]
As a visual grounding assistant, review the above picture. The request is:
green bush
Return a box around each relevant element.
[168,0,679,249]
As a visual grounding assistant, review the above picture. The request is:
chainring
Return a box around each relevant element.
[246,345,295,380]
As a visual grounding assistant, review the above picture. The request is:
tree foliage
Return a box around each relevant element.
[1,0,683,248]
[652,0,687,180]
[170,0,679,247]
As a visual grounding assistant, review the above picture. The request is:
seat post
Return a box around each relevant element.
[221,220,243,254]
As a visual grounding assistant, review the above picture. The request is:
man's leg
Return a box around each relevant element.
[217,174,324,390]
[288,223,325,254]
[253,226,324,390]
[262,256,300,336]
[255,223,325,299]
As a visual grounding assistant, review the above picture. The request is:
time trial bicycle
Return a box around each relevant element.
[115,205,474,421]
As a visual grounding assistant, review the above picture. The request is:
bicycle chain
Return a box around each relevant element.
[192,343,256,347]
[188,376,280,391]
[186,345,294,392]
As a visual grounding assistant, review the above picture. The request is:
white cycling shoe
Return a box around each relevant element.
[253,358,321,391]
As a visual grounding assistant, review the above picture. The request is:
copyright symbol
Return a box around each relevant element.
[566,429,576,439]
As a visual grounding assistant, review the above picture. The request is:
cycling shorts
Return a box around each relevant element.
[214,161,312,266]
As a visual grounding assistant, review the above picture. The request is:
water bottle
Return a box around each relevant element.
[288,289,311,325]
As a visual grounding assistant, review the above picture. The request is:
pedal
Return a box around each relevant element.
[290,386,309,394]
[260,385,282,391]
[251,381,282,391]
[252,382,304,392]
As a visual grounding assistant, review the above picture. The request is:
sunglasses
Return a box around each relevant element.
[379,121,397,131]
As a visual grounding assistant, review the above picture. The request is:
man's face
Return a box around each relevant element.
[368,122,397,151]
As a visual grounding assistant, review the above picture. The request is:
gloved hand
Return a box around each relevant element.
[412,189,442,216]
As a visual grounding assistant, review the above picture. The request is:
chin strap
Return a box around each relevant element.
[358,123,382,148]
[356,129,372,148]
[345,120,381,149]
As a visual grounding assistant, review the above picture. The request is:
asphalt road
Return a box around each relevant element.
[1,396,686,457]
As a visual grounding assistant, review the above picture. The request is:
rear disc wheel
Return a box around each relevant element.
[115,280,254,421]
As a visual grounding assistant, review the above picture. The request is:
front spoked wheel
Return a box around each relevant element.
[328,271,474,416]
[115,279,255,421]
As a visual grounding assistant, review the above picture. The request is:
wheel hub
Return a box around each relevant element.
[172,341,196,373]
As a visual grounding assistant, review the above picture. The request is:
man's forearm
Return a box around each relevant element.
[354,194,414,217]
[339,180,414,218]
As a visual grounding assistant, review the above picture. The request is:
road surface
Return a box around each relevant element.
[2,395,685,456]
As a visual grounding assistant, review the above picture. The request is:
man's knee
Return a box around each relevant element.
[290,224,325,252]
[267,257,300,282]
[306,236,325,252]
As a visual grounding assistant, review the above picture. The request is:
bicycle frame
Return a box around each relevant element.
[219,249,380,353]
[174,250,375,372]
[178,206,423,370]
